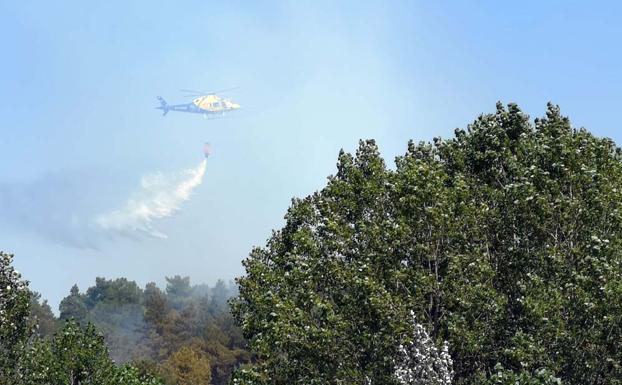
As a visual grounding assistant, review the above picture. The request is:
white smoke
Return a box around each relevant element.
[94,159,207,239]
[0,159,208,248]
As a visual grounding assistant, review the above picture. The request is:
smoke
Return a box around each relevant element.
[0,159,208,248]
[0,169,109,249]
[94,159,207,239]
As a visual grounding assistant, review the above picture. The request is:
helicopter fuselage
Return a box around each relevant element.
[156,94,240,116]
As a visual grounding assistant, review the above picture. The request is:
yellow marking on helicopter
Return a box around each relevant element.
[192,94,241,113]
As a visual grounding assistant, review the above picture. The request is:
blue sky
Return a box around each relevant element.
[1,1,621,310]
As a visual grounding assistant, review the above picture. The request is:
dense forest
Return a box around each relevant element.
[26,275,249,385]
[3,103,622,384]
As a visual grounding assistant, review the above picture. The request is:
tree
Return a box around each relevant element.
[486,364,561,385]
[1,253,162,385]
[29,291,58,337]
[0,251,33,384]
[113,365,165,385]
[160,345,212,385]
[53,275,250,385]
[84,277,143,309]
[232,103,622,384]
[1,252,246,384]
[45,319,117,384]
[58,277,150,364]
[233,140,414,385]
[21,319,164,384]
[165,275,193,310]
[144,282,169,327]
[210,279,229,311]
[59,284,87,322]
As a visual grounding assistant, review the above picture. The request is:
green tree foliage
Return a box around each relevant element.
[165,275,193,310]
[113,365,165,385]
[486,364,561,385]
[29,291,59,338]
[59,277,151,363]
[85,277,143,308]
[232,103,622,384]
[144,282,168,327]
[59,284,87,322]
[84,277,149,363]
[21,319,164,384]
[0,252,162,385]
[0,251,33,384]
[42,320,117,383]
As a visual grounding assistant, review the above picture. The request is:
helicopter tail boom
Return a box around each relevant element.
[156,96,169,116]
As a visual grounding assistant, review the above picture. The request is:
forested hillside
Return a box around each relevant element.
[27,274,249,385]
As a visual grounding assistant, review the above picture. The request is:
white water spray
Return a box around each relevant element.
[94,159,207,239]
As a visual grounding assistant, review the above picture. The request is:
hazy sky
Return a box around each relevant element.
[1,1,621,311]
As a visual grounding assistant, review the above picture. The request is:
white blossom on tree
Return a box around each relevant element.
[394,313,453,385]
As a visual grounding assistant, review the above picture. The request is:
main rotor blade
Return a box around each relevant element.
[180,89,205,94]
[210,87,239,94]
[180,87,239,95]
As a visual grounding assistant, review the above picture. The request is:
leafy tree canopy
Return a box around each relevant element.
[0,252,32,383]
[0,252,163,385]
[232,103,622,385]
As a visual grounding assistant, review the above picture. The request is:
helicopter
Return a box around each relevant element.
[156,88,240,118]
